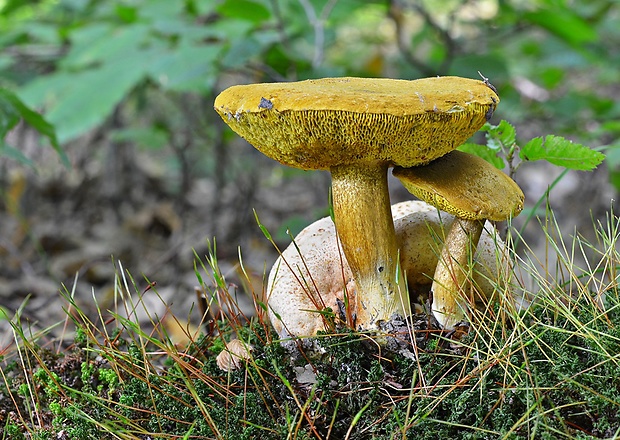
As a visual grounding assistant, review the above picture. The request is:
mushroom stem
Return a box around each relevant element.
[431,218,484,329]
[330,162,410,330]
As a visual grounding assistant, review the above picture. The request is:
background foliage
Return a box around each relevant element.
[0,0,619,342]
[1,0,618,171]
[1,1,619,437]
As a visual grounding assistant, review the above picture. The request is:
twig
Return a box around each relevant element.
[412,2,459,72]
[387,0,436,76]
[298,0,339,68]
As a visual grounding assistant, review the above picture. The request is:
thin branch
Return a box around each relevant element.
[387,0,436,76]
[269,0,292,53]
[411,2,457,58]
[298,0,339,68]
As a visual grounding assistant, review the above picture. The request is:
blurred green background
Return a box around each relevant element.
[0,0,618,333]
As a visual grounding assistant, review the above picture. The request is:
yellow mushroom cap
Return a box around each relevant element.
[214,77,499,170]
[393,150,524,221]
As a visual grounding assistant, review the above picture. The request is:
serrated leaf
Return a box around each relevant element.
[520,135,605,171]
[495,120,516,146]
[483,120,516,151]
[458,143,506,169]
[478,122,502,150]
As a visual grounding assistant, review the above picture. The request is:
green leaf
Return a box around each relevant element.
[540,67,565,89]
[520,135,605,171]
[0,305,11,321]
[483,120,516,151]
[139,0,188,21]
[109,127,169,150]
[21,65,143,142]
[0,88,67,166]
[523,9,597,46]
[604,143,620,192]
[601,121,620,134]
[221,35,264,69]
[216,0,271,23]
[458,143,506,169]
[147,42,221,92]
[0,88,20,137]
[20,23,222,142]
[10,95,67,166]
[60,23,151,70]
[0,144,34,166]
[115,4,138,23]
[253,209,272,241]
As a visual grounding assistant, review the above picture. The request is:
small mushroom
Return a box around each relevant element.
[215,77,498,332]
[393,150,524,329]
[216,339,254,372]
[267,200,510,337]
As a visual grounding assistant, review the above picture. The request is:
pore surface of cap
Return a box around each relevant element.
[214,76,499,170]
[393,150,524,221]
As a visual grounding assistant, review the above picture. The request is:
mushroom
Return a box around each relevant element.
[214,77,498,331]
[392,150,524,330]
[216,339,254,372]
[267,200,510,338]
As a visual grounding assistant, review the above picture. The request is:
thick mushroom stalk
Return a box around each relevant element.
[331,163,407,327]
[214,77,499,332]
[394,150,524,330]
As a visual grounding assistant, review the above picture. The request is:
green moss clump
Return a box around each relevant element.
[3,293,620,439]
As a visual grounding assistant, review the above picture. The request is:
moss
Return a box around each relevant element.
[3,422,24,439]
[4,294,620,438]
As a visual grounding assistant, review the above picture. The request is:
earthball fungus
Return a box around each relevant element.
[214,76,498,331]
[393,150,524,329]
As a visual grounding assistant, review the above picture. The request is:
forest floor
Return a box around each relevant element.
[0,133,616,351]
[1,127,620,439]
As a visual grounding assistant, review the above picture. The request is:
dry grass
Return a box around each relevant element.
[2,206,620,439]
